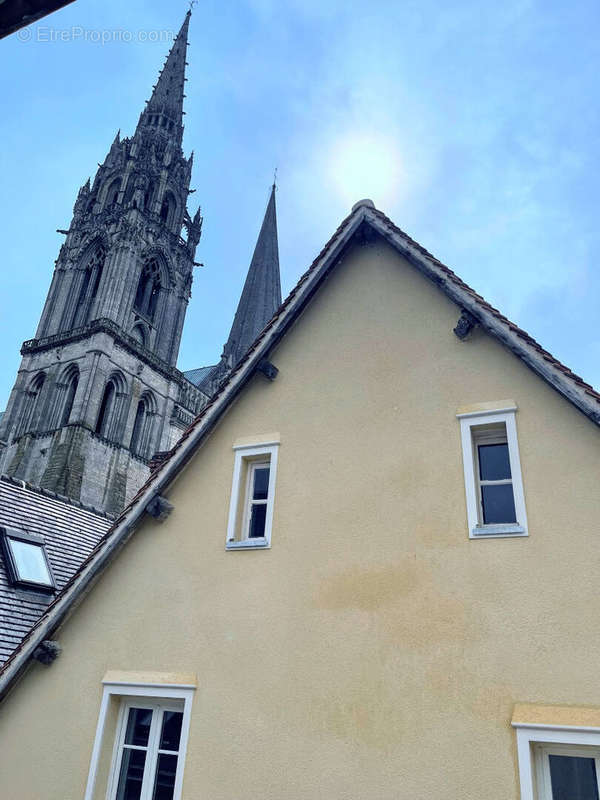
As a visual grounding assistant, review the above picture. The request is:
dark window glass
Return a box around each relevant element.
[152,753,178,800]
[76,269,92,314]
[96,382,115,436]
[159,711,183,752]
[549,754,599,800]
[253,467,270,500]
[478,443,512,481]
[481,484,517,524]
[116,747,146,800]
[130,400,146,457]
[249,503,267,538]
[134,276,147,311]
[148,281,160,319]
[59,373,78,427]
[124,707,152,747]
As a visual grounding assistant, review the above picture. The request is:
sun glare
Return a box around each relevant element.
[329,133,403,208]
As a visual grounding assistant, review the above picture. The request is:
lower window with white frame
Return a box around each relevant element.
[534,743,600,800]
[514,720,600,800]
[84,674,194,800]
[110,699,184,800]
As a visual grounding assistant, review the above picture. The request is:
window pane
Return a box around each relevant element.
[549,754,599,800]
[481,484,517,524]
[249,503,267,538]
[9,539,52,584]
[159,711,183,752]
[124,707,152,747]
[116,747,147,800]
[478,443,512,481]
[152,753,178,800]
[252,467,270,500]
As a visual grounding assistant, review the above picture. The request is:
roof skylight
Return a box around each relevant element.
[1,527,55,591]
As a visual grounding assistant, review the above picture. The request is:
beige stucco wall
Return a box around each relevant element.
[1,237,600,799]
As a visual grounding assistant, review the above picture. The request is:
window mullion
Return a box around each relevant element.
[241,464,255,539]
[110,702,134,800]
[140,706,162,800]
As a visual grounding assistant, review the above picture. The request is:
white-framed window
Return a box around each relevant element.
[109,699,185,800]
[0,526,55,591]
[514,722,600,800]
[226,440,279,550]
[84,675,195,800]
[457,405,528,538]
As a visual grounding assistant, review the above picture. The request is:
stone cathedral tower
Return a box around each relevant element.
[0,11,208,514]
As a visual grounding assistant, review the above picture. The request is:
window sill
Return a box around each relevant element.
[471,523,527,539]
[226,537,270,550]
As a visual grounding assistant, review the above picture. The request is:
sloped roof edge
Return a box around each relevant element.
[1,201,598,699]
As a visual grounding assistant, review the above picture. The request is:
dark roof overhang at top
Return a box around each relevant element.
[1,198,599,700]
[0,0,76,40]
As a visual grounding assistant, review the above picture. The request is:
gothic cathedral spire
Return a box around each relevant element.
[0,11,206,515]
[135,10,192,149]
[221,184,282,369]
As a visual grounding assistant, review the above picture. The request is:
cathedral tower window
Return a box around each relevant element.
[15,372,46,438]
[72,244,105,329]
[134,259,161,322]
[104,178,121,209]
[49,365,79,430]
[95,382,114,438]
[60,368,79,427]
[95,373,128,444]
[144,181,155,213]
[160,192,176,228]
[130,391,157,460]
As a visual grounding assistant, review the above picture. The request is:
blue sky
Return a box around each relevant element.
[1,0,599,408]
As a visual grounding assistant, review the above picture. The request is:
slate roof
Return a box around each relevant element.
[0,476,112,666]
[1,199,599,698]
[183,365,218,387]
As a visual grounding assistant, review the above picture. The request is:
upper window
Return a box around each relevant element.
[244,461,271,539]
[457,404,527,538]
[473,426,516,525]
[0,527,54,591]
[226,440,280,549]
